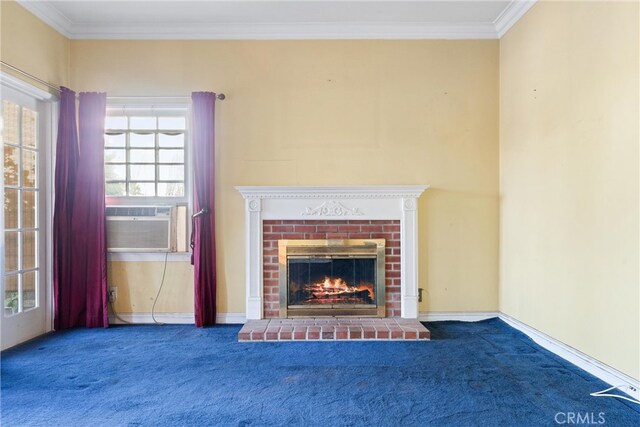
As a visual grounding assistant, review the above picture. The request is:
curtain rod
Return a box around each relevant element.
[0,61,225,100]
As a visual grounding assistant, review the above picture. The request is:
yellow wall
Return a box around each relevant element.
[70,39,500,315]
[500,1,639,379]
[107,262,194,313]
[4,0,637,382]
[0,0,70,91]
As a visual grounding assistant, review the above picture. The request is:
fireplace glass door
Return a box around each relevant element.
[279,239,385,317]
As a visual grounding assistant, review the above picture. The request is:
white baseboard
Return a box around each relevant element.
[419,311,499,322]
[108,312,246,325]
[498,313,640,401]
[217,312,246,324]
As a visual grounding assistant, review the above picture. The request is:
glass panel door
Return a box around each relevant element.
[3,99,40,316]
[1,83,49,351]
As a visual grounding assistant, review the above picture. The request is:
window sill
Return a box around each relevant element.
[107,252,192,262]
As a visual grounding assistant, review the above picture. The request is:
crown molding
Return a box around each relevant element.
[17,0,536,40]
[17,0,73,39]
[68,21,501,40]
[494,0,537,38]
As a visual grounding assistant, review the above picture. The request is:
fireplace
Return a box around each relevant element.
[236,185,428,320]
[279,239,385,317]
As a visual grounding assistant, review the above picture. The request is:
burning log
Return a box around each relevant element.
[305,276,375,302]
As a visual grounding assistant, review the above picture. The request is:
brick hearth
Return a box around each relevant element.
[262,219,401,318]
[238,318,431,341]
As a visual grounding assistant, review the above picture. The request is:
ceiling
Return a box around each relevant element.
[17,0,536,40]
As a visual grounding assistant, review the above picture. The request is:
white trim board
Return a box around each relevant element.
[0,72,54,101]
[107,252,192,262]
[419,311,639,400]
[108,312,246,325]
[498,313,640,401]
[419,311,498,322]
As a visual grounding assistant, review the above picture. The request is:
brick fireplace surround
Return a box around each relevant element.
[262,219,401,318]
[236,186,430,341]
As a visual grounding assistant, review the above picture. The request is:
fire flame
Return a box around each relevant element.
[308,276,375,299]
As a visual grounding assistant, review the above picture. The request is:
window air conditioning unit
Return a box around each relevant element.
[106,206,186,252]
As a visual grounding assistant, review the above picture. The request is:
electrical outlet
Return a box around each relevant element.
[108,287,117,302]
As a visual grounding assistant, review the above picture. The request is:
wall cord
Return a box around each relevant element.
[108,299,131,324]
[590,385,640,405]
[151,251,169,325]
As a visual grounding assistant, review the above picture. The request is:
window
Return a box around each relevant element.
[104,110,187,198]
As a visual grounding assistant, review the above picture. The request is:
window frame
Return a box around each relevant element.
[103,99,193,261]
[104,102,191,207]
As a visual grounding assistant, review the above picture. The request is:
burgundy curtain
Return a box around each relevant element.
[191,92,217,327]
[54,91,108,329]
[70,92,108,328]
[53,88,79,330]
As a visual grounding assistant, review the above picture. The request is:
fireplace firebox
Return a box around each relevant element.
[278,239,385,317]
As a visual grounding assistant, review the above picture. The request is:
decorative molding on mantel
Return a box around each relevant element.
[236,185,428,320]
[302,200,364,217]
[236,185,428,200]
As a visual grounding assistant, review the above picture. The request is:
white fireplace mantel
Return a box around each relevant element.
[235,185,429,320]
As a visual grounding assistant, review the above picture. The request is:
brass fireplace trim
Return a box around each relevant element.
[278,239,386,318]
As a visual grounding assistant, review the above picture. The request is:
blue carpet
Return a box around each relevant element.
[1,319,638,426]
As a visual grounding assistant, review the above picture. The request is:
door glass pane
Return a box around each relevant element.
[22,271,36,310]
[4,145,19,186]
[130,133,155,147]
[4,275,19,316]
[4,232,18,272]
[22,190,37,229]
[158,183,184,197]
[159,149,184,163]
[130,149,155,163]
[159,133,184,147]
[4,188,18,229]
[22,232,37,270]
[2,100,19,145]
[130,164,155,180]
[21,108,37,148]
[106,182,126,196]
[128,182,155,196]
[22,149,37,188]
[159,165,184,181]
